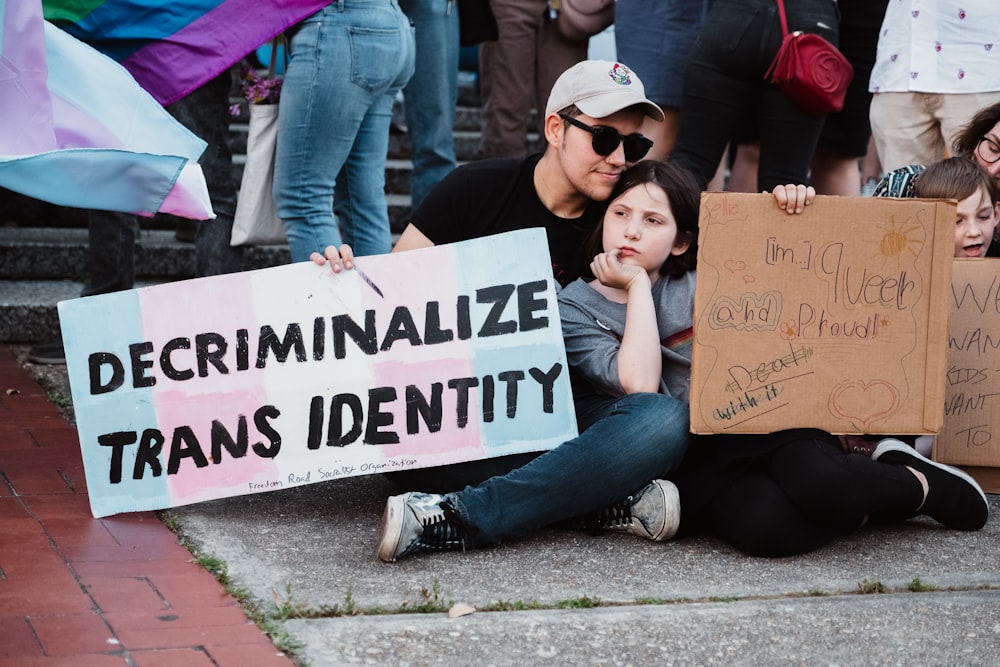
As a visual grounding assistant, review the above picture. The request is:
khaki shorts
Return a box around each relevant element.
[870,91,1000,172]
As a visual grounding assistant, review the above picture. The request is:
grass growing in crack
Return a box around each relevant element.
[635,596,672,605]
[274,583,310,620]
[399,580,450,613]
[708,595,741,603]
[907,577,938,592]
[858,577,888,594]
[195,555,230,586]
[153,512,305,663]
[788,589,829,598]
[481,599,546,612]
[555,595,600,609]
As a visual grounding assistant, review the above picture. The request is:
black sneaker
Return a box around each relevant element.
[377,492,469,562]
[872,439,989,531]
[27,338,66,365]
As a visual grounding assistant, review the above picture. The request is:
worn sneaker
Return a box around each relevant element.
[872,439,989,531]
[377,492,469,562]
[27,338,66,365]
[594,479,680,541]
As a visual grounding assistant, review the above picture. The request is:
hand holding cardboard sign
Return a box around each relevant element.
[770,184,816,215]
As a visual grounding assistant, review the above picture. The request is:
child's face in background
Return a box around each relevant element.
[973,121,1000,188]
[954,186,1000,258]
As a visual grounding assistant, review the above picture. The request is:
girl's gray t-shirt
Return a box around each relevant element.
[557,271,696,403]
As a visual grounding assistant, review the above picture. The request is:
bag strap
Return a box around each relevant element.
[775,0,789,37]
[267,34,289,79]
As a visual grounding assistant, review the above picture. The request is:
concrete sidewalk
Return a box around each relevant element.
[4,343,1000,666]
[171,456,1000,665]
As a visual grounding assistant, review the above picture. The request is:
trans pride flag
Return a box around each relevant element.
[0,0,214,219]
[44,0,332,106]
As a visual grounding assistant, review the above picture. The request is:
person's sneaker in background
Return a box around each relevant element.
[27,338,65,365]
[873,438,989,531]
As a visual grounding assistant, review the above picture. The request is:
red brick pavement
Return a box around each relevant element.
[0,345,295,666]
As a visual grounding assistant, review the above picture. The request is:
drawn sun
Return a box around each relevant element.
[875,215,925,264]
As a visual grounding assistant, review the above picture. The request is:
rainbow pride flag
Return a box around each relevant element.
[0,0,213,219]
[43,0,331,106]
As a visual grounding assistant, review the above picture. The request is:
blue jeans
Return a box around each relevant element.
[398,0,459,211]
[274,0,415,261]
[446,392,691,545]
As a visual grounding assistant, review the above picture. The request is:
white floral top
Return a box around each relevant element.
[869,0,1000,93]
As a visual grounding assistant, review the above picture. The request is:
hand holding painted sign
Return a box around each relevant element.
[690,194,955,435]
[60,230,578,517]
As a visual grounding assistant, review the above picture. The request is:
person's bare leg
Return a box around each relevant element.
[642,107,680,161]
[810,147,862,196]
[706,144,729,191]
[727,141,759,192]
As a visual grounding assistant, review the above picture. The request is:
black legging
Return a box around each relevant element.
[676,431,923,557]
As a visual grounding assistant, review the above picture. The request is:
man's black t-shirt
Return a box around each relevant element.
[409,154,604,287]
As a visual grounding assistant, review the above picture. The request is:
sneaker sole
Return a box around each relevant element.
[377,493,412,562]
[26,355,66,365]
[872,439,988,510]
[651,479,681,541]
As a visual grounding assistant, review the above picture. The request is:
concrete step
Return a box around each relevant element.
[0,279,91,343]
[1,192,415,236]
[0,228,290,281]
[224,127,523,167]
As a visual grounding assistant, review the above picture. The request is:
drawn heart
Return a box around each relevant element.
[742,274,756,284]
[830,380,899,427]
[724,260,746,273]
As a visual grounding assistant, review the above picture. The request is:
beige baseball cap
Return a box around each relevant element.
[544,60,664,122]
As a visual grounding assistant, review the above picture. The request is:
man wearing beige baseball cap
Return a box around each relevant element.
[388,59,662,284]
[313,60,663,492]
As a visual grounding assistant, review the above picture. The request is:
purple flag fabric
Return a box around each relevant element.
[43,0,332,105]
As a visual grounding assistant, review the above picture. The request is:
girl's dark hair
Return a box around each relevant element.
[913,157,999,204]
[583,160,700,278]
[953,101,1000,158]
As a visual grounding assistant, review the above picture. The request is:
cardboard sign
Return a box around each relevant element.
[933,258,1000,492]
[59,229,578,517]
[690,193,954,435]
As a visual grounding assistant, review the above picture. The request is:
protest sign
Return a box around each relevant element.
[59,229,578,517]
[934,258,1000,493]
[690,193,954,435]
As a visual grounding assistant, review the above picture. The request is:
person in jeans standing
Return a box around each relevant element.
[274,0,415,261]
[398,0,459,211]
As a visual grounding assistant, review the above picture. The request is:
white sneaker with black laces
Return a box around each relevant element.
[377,492,468,562]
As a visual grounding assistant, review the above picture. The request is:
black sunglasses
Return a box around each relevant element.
[559,114,653,163]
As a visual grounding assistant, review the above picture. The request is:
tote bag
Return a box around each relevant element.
[231,102,286,245]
